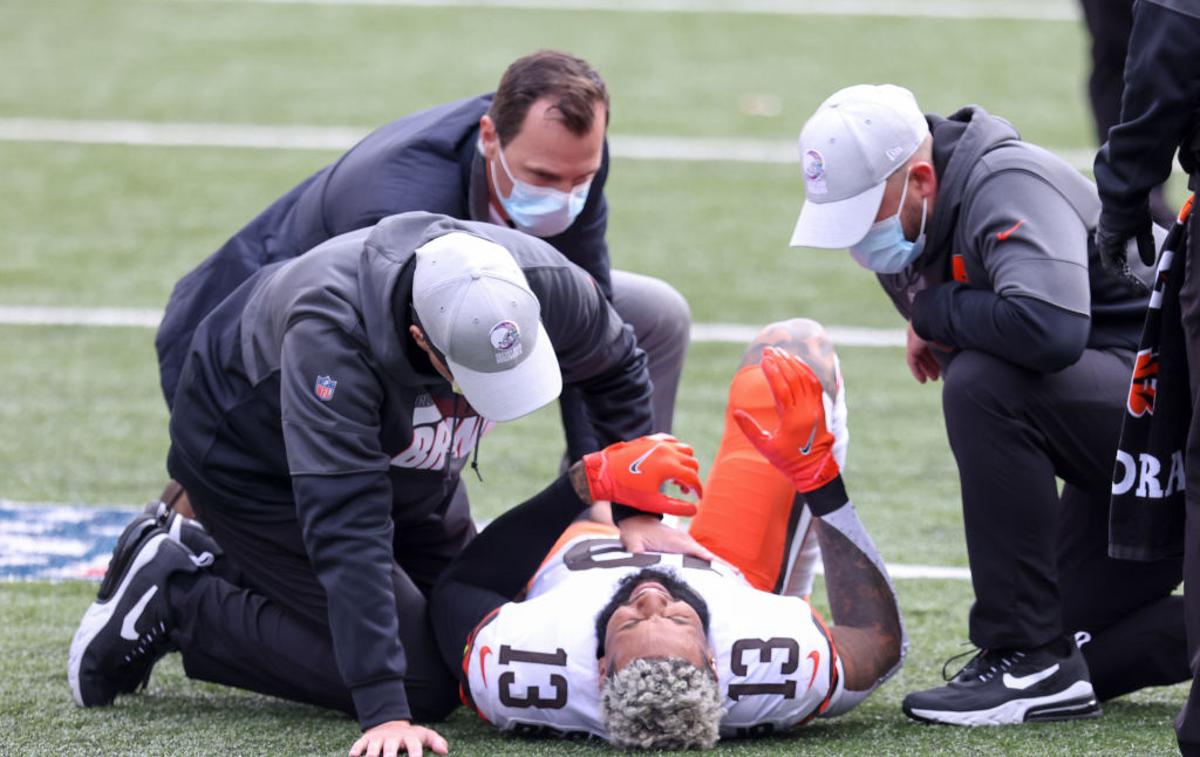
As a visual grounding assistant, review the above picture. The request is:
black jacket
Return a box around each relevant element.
[167,212,650,729]
[1094,0,1200,235]
[156,95,612,405]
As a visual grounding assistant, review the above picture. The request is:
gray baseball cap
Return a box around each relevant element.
[790,84,930,249]
[412,232,562,422]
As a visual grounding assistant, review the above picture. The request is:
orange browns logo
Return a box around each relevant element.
[1127,348,1158,417]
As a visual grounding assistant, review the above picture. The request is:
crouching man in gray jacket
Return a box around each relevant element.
[789,84,1188,725]
[68,211,707,757]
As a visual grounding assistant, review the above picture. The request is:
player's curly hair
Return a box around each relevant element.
[600,657,722,751]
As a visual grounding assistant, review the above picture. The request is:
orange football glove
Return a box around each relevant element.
[733,347,840,493]
[583,433,704,517]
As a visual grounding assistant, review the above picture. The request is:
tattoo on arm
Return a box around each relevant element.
[816,519,903,690]
[568,462,593,505]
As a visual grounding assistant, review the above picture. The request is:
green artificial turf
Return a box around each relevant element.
[2,0,1093,144]
[2,580,1185,756]
[0,0,1190,753]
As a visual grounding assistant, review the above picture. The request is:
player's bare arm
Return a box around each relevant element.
[817,516,903,691]
[738,346,906,695]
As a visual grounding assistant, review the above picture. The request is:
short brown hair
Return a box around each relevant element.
[489,50,610,145]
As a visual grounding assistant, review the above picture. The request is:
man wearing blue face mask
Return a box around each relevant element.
[154,50,690,503]
[488,134,593,237]
[791,84,1189,726]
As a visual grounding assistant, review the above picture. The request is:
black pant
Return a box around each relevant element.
[942,348,1187,699]
[1080,0,1176,226]
[165,457,468,722]
[427,474,588,676]
[1176,208,1200,754]
[1080,0,1133,146]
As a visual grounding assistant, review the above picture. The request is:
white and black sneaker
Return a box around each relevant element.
[94,513,160,602]
[902,640,1101,726]
[144,500,222,563]
[68,521,199,707]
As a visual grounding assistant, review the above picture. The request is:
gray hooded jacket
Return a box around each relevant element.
[167,211,651,729]
[879,107,1154,372]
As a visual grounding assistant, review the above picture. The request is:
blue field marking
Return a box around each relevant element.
[0,502,139,581]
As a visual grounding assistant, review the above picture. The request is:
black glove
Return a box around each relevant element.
[1136,228,1159,267]
[1094,220,1156,295]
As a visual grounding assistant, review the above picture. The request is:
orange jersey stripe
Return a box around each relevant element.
[460,605,502,719]
[809,605,840,716]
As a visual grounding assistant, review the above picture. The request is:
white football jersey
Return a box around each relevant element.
[462,529,843,740]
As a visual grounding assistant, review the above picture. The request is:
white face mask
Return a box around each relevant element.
[491,147,592,238]
[848,167,929,274]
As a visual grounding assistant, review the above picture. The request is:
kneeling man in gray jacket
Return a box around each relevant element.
[69,211,706,756]
[790,84,1186,726]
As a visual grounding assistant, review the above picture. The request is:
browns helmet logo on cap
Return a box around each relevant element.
[489,320,523,364]
[803,149,827,195]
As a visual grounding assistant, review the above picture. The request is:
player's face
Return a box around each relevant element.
[600,579,713,675]
[480,98,606,197]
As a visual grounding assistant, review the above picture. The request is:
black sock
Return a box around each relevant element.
[438,473,587,600]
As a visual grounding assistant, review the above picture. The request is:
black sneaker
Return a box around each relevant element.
[165,512,221,563]
[902,641,1101,725]
[143,501,222,562]
[143,498,171,526]
[68,527,198,707]
[96,513,160,602]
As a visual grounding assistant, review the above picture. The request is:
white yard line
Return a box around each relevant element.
[179,0,1079,22]
[0,306,906,346]
[692,323,905,348]
[0,305,163,329]
[813,563,971,580]
[0,117,1118,173]
[0,118,365,152]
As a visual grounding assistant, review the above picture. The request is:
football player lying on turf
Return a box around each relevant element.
[66,430,708,757]
[429,321,907,749]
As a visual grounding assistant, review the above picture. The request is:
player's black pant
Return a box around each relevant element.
[427,474,589,676]
[1175,206,1200,755]
[164,453,468,722]
[942,347,1187,699]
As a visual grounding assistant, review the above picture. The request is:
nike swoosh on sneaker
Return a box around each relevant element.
[120,585,159,641]
[798,425,818,455]
[1003,663,1060,690]
[628,443,662,474]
